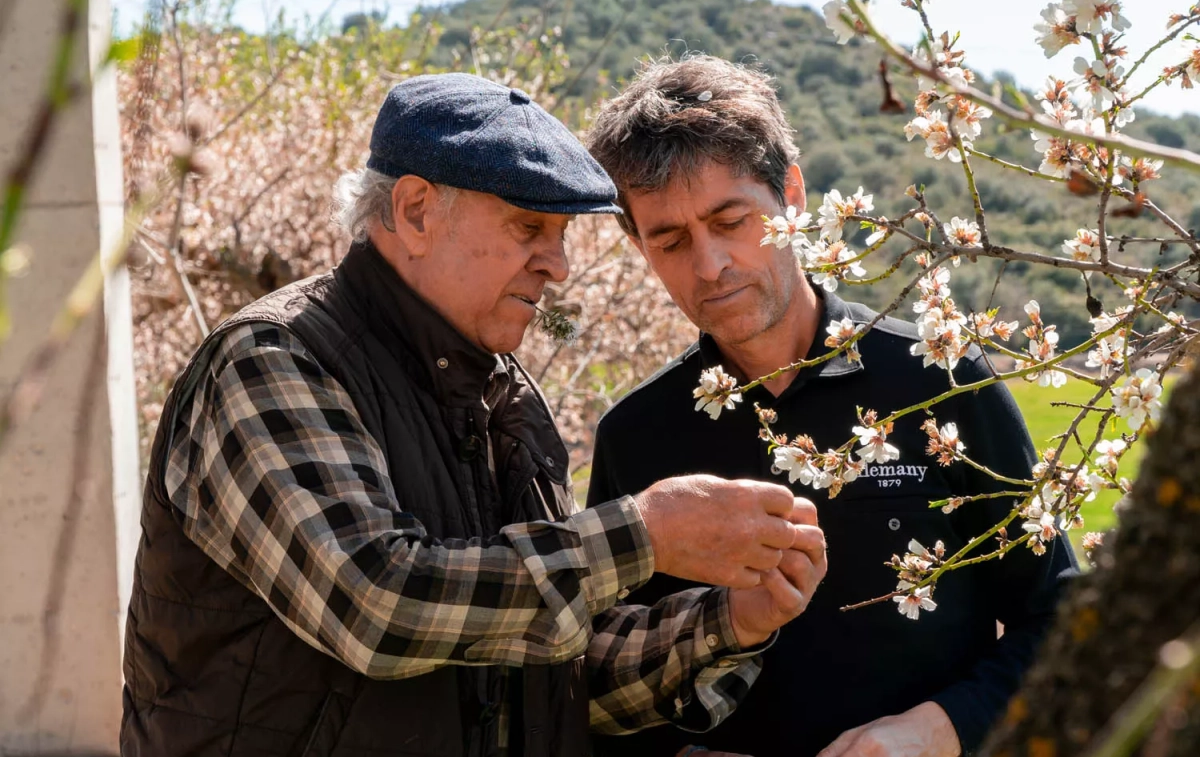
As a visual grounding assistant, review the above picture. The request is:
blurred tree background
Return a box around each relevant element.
[426,0,1200,345]
[114,0,1200,483]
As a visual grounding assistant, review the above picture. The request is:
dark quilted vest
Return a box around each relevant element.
[120,242,590,757]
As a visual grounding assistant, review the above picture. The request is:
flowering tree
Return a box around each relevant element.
[690,0,1200,623]
[110,3,694,472]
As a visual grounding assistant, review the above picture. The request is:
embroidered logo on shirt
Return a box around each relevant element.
[863,463,929,488]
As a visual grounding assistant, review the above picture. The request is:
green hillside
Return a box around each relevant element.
[425,0,1200,345]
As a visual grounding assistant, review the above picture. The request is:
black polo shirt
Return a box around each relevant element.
[588,290,1077,757]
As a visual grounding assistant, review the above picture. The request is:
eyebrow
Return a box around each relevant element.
[643,197,754,240]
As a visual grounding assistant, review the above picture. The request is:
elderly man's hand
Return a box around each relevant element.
[632,475,815,589]
[727,498,825,647]
[815,702,961,757]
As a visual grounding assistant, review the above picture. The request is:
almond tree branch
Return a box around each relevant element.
[843,0,1200,172]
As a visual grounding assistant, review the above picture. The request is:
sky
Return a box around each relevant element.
[110,0,1200,116]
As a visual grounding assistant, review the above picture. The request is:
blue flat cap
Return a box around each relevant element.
[367,73,620,215]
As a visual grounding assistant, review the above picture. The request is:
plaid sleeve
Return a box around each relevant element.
[586,586,770,735]
[164,323,654,680]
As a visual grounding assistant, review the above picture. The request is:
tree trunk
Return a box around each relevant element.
[981,364,1200,757]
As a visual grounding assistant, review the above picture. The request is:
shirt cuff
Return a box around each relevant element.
[929,684,988,755]
[575,495,655,614]
[674,588,776,733]
[701,587,778,663]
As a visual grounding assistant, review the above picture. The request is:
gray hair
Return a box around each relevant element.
[333,167,459,242]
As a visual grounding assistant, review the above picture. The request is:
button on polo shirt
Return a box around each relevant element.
[588,289,1077,757]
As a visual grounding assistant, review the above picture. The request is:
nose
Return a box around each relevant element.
[692,233,732,282]
[531,236,569,283]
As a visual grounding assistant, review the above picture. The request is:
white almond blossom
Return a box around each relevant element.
[852,424,901,464]
[911,308,970,371]
[943,217,982,264]
[761,205,812,249]
[913,37,970,90]
[1023,510,1059,556]
[1017,301,1068,387]
[817,187,874,242]
[773,445,819,486]
[693,365,743,420]
[1034,2,1081,57]
[905,110,966,161]
[1117,156,1164,185]
[1094,438,1127,474]
[1031,116,1104,177]
[894,585,938,620]
[1065,0,1131,34]
[1157,311,1187,335]
[1111,368,1164,430]
[1085,311,1128,378]
[825,316,863,364]
[799,238,868,292]
[970,310,1018,341]
[1071,56,1119,112]
[948,97,993,140]
[923,419,966,465]
[822,1,860,45]
[1062,228,1105,263]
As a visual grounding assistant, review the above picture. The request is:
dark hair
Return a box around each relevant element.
[586,54,800,235]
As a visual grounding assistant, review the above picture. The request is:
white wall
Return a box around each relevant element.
[0,0,137,753]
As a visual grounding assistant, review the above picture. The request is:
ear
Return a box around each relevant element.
[390,175,438,259]
[783,163,806,213]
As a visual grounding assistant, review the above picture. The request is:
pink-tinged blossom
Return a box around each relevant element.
[1117,156,1164,185]
[922,419,966,466]
[1111,368,1164,430]
[894,585,938,620]
[1022,511,1059,556]
[1081,531,1105,559]
[693,365,742,420]
[970,310,1018,341]
[1034,3,1081,57]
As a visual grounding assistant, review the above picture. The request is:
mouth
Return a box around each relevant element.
[702,285,749,305]
[510,293,540,308]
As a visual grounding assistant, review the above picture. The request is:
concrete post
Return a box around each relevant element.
[0,0,138,753]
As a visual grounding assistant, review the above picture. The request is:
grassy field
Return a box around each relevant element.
[1006,378,1145,541]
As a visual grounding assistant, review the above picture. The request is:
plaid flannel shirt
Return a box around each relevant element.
[162,322,766,741]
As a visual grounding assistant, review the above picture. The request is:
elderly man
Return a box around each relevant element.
[585,57,1077,757]
[120,73,827,757]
